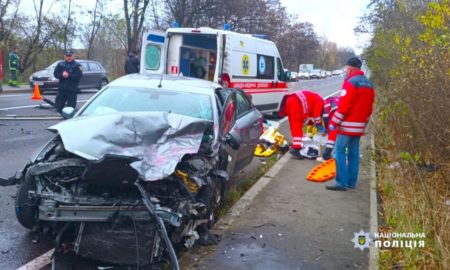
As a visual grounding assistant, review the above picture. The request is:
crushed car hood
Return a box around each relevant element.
[48,112,213,181]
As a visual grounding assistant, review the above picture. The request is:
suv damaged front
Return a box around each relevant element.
[12,111,232,268]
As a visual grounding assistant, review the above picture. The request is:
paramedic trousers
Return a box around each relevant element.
[285,95,305,149]
[335,134,361,188]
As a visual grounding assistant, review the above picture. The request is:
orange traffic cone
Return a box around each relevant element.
[31,82,43,100]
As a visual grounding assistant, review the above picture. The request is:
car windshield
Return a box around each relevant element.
[46,61,60,70]
[79,86,213,121]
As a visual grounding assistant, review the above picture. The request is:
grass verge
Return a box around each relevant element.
[376,153,449,269]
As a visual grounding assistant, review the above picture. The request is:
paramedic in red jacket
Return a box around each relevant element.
[279,90,324,159]
[326,57,375,191]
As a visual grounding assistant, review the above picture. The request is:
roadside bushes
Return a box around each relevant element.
[363,1,449,269]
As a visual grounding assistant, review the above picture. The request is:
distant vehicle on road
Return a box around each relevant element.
[29,60,109,92]
[297,70,310,80]
[299,64,313,72]
[332,69,344,76]
[289,71,298,81]
[310,69,322,79]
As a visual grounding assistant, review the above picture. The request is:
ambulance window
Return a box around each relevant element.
[145,45,161,70]
[256,55,274,80]
[236,91,253,118]
[277,58,284,81]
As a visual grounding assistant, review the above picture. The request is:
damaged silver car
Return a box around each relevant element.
[6,74,263,269]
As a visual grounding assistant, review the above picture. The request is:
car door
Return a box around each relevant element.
[79,62,92,89]
[88,62,104,88]
[232,90,263,172]
[141,30,167,75]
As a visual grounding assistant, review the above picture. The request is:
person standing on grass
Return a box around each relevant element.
[53,49,83,113]
[326,57,375,191]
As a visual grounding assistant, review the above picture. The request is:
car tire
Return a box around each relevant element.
[15,171,38,230]
[98,79,108,90]
[197,178,224,228]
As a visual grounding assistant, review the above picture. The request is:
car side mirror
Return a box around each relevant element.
[225,129,241,150]
[61,107,76,120]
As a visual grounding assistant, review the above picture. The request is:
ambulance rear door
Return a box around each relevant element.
[140,30,167,75]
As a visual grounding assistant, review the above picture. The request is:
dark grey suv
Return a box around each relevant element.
[29,60,109,92]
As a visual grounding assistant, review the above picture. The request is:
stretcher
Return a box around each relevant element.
[306,158,336,182]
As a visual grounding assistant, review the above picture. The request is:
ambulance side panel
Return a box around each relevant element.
[222,33,288,113]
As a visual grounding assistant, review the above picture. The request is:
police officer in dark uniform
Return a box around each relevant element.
[53,49,83,113]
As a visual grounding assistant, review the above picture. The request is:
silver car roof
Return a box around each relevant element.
[108,73,222,96]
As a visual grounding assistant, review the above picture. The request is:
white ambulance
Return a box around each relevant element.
[140,27,290,114]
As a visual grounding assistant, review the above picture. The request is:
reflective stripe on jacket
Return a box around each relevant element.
[279,90,324,124]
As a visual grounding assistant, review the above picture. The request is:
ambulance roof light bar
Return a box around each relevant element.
[224,23,231,31]
[172,21,179,28]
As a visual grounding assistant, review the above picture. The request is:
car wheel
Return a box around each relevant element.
[98,79,108,90]
[197,179,224,228]
[15,171,38,230]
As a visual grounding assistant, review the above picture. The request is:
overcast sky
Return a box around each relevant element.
[280,0,371,54]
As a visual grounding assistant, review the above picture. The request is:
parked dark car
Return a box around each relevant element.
[8,73,263,269]
[29,60,109,92]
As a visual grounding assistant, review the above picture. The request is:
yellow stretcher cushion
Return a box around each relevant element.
[306,158,336,182]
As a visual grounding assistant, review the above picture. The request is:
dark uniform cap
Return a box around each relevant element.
[346,57,362,68]
[64,49,74,55]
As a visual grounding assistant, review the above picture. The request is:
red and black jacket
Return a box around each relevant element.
[330,70,375,136]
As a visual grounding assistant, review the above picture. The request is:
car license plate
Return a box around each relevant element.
[37,81,44,86]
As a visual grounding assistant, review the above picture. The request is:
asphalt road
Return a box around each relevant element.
[0,75,344,270]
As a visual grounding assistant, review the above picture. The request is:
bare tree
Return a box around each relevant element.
[18,0,60,72]
[86,0,105,59]
[61,0,73,50]
[123,0,150,53]
[0,0,21,44]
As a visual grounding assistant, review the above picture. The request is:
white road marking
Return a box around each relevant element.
[0,94,30,98]
[16,249,54,270]
[0,99,89,111]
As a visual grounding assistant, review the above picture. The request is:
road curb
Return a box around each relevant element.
[369,133,379,270]
[1,89,32,94]
[212,153,291,232]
